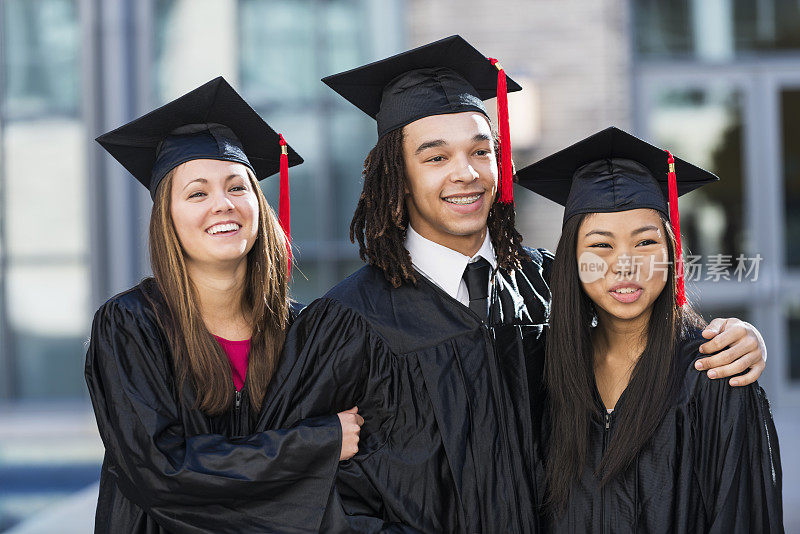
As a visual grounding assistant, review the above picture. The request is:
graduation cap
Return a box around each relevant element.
[95,76,302,249]
[516,126,719,306]
[323,35,522,204]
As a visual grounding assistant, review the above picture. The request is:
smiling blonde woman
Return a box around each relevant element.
[85,77,362,534]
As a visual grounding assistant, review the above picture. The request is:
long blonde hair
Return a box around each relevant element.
[148,166,290,415]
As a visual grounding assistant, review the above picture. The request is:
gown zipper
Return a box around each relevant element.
[602,411,612,534]
[234,389,242,432]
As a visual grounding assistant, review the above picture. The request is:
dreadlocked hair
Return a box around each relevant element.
[350,125,528,289]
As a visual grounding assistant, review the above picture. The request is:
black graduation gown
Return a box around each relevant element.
[260,247,554,534]
[85,278,343,534]
[534,329,783,533]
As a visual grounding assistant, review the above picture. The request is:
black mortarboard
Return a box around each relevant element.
[322,35,522,203]
[322,35,522,137]
[95,76,302,200]
[517,126,719,306]
[516,126,718,223]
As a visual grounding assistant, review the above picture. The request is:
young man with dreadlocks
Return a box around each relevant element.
[259,36,767,534]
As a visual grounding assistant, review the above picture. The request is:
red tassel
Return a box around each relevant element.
[489,58,514,204]
[278,134,292,273]
[666,151,685,307]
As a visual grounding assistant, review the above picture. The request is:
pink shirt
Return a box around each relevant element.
[213,335,251,391]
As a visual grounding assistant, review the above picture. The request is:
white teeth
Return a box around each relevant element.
[207,223,240,235]
[443,194,481,205]
[613,287,639,294]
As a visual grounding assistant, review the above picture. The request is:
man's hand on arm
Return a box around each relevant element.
[695,318,767,387]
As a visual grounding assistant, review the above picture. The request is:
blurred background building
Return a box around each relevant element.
[0,0,798,531]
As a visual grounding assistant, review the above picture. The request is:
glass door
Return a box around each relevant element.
[634,63,798,403]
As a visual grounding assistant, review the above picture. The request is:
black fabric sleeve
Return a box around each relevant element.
[260,298,421,533]
[85,298,342,534]
[692,371,783,533]
[258,298,373,428]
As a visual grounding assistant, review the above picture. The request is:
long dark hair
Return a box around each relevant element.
[544,210,704,513]
[147,167,290,416]
[349,126,526,288]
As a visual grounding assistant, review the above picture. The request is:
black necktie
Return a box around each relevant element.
[463,257,491,319]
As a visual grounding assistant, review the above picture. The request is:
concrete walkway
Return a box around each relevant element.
[5,485,96,534]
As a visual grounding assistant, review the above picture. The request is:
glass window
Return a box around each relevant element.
[782,88,800,266]
[8,263,90,397]
[4,120,88,258]
[323,1,367,74]
[634,0,694,58]
[646,86,746,269]
[153,0,177,101]
[2,0,80,117]
[331,111,373,239]
[635,0,800,58]
[734,0,800,52]
[239,0,318,102]
[153,0,242,104]
[2,121,89,403]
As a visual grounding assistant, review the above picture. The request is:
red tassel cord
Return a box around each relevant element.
[489,58,514,204]
[278,134,292,273]
[666,151,685,307]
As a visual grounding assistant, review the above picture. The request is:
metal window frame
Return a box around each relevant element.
[0,1,14,399]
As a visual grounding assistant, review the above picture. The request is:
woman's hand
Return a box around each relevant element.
[337,406,364,461]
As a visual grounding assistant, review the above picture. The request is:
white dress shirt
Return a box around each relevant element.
[404,225,497,307]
